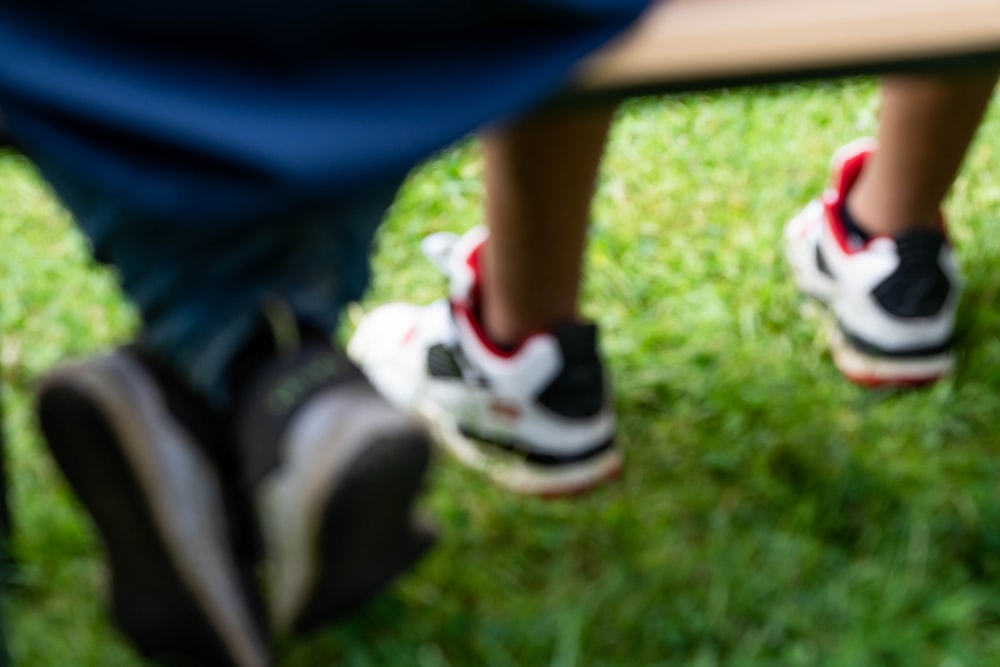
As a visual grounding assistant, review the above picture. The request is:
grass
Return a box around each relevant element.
[3,76,1000,666]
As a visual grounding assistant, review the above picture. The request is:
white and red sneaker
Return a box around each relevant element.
[348,227,620,497]
[785,138,963,387]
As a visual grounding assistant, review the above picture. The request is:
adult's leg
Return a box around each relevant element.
[31,161,434,659]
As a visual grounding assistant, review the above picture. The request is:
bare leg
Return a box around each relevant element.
[849,71,997,235]
[479,107,615,346]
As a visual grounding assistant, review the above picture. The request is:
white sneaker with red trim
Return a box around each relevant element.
[784,138,963,386]
[347,227,620,497]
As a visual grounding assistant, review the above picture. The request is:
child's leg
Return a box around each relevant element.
[479,107,614,345]
[785,70,997,387]
[349,107,622,497]
[849,72,998,235]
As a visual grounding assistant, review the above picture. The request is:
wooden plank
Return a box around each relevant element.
[577,0,1000,94]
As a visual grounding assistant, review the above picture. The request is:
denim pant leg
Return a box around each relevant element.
[36,160,405,408]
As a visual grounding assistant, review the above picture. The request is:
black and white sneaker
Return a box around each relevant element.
[231,338,435,636]
[36,349,270,667]
[785,138,963,387]
[348,227,620,497]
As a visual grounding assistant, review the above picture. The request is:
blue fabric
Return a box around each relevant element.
[0,2,648,225]
[45,155,405,406]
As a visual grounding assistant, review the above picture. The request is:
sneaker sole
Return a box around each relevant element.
[800,299,953,387]
[36,354,269,667]
[417,398,622,498]
[257,384,436,636]
[829,326,953,387]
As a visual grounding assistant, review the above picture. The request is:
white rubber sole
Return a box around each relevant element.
[829,326,953,387]
[417,398,622,498]
[801,300,953,387]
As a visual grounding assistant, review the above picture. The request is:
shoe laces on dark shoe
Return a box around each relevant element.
[232,340,366,492]
[228,324,436,636]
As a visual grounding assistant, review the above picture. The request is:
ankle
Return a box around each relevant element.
[475,301,523,352]
[838,200,873,246]
[845,187,941,238]
[478,293,583,351]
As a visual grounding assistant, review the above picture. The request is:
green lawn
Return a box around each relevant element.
[4,77,1000,666]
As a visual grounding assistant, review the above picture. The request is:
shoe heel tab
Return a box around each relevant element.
[829,138,878,199]
[539,323,606,419]
[830,137,879,172]
[551,322,600,354]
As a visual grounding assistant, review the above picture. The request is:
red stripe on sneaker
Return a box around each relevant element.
[400,324,417,347]
[824,198,855,255]
[453,302,529,359]
[456,238,578,360]
[455,240,527,359]
[842,370,942,389]
[489,399,521,422]
[466,240,482,268]
[824,145,889,256]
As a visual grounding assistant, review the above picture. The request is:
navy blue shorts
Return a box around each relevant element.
[0,1,648,226]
